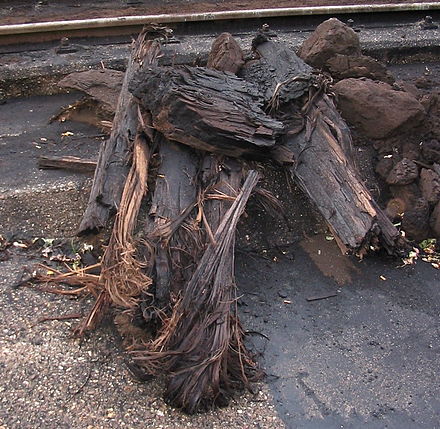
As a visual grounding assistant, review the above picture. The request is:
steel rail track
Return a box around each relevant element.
[1,2,439,36]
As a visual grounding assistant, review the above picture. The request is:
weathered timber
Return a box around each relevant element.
[248,37,402,254]
[77,26,166,235]
[144,135,201,308]
[135,35,260,413]
[134,169,261,413]
[74,125,153,336]
[242,35,314,108]
[57,69,124,115]
[53,69,123,131]
[38,155,97,173]
[130,65,285,159]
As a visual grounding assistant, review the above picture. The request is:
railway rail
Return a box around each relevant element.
[0,2,440,45]
[1,2,440,99]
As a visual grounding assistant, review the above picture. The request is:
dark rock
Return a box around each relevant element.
[430,201,440,238]
[414,76,434,89]
[375,156,395,179]
[421,140,440,164]
[402,198,431,241]
[326,54,394,84]
[422,93,440,142]
[333,78,426,139]
[278,291,288,298]
[389,183,422,213]
[394,81,421,99]
[31,336,44,346]
[386,159,419,185]
[297,18,361,69]
[207,32,244,75]
[402,142,420,161]
[420,168,440,205]
[385,198,406,220]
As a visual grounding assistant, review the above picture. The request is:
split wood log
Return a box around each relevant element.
[130,65,285,158]
[244,36,403,255]
[77,26,167,235]
[74,123,153,336]
[38,155,97,173]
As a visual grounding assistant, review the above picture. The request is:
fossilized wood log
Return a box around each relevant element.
[135,169,261,413]
[77,26,165,235]
[130,65,285,158]
[38,155,97,173]
[248,37,403,254]
[136,35,259,413]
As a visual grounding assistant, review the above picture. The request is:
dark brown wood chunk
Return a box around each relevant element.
[38,155,97,173]
[77,26,166,235]
[130,65,285,158]
[246,37,403,255]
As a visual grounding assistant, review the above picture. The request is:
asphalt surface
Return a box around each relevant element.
[238,237,440,428]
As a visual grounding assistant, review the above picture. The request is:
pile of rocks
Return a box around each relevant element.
[298,18,440,241]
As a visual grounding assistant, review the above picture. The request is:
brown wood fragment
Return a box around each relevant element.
[38,155,97,173]
[57,69,124,115]
[134,34,261,413]
[36,313,82,323]
[143,135,200,308]
[306,293,337,302]
[134,169,261,413]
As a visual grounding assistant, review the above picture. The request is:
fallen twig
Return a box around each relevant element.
[306,293,338,302]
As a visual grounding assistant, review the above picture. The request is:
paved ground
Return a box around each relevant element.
[238,237,440,428]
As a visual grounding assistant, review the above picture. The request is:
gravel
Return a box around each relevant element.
[0,249,285,428]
